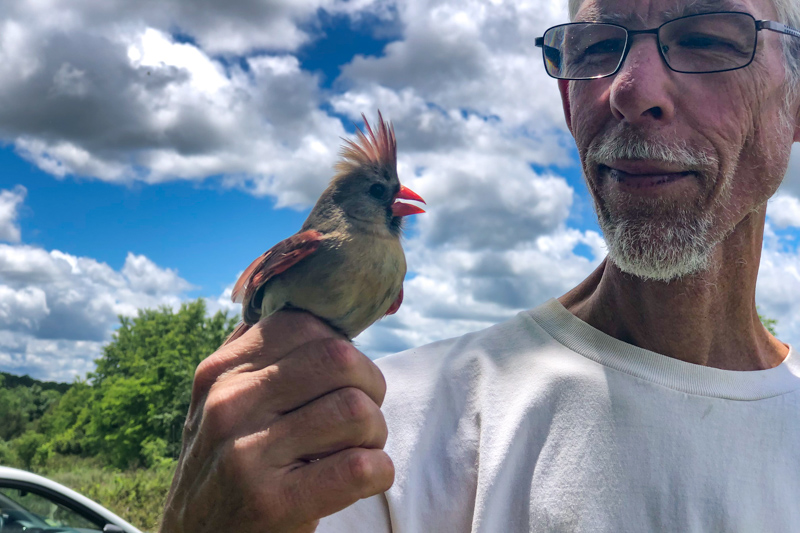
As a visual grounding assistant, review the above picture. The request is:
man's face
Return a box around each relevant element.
[560,0,799,281]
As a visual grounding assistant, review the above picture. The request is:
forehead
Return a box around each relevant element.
[575,0,776,25]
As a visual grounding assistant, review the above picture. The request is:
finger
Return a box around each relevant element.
[251,336,387,414]
[195,337,386,441]
[266,387,388,465]
[280,448,395,525]
[192,310,341,404]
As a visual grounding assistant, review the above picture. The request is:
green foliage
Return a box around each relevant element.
[0,440,20,467]
[1,299,238,468]
[0,375,63,441]
[0,371,71,393]
[0,298,237,530]
[40,455,177,532]
[12,431,47,469]
[54,299,238,468]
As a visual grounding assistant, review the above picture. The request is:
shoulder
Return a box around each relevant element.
[376,306,562,408]
[374,306,571,462]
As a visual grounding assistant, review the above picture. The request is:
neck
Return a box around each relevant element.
[558,207,789,371]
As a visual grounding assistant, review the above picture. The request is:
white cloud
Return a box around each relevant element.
[0,331,105,383]
[122,252,195,295]
[0,242,194,380]
[356,226,606,357]
[0,185,26,243]
[767,195,800,229]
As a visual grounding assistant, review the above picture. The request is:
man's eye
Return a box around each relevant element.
[369,183,386,199]
[675,33,736,51]
[583,39,625,56]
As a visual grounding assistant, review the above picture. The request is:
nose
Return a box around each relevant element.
[608,34,676,125]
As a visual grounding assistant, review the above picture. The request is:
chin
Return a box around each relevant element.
[598,208,719,283]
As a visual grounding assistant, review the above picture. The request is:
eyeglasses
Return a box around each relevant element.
[535,11,800,80]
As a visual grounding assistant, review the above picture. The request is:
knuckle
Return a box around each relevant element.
[319,338,360,374]
[202,385,239,434]
[192,356,222,397]
[344,450,375,485]
[334,387,372,423]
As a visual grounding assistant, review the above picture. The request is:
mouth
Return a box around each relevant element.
[600,163,694,191]
[391,185,426,217]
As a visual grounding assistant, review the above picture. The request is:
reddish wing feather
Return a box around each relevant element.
[231,230,323,306]
[384,286,403,316]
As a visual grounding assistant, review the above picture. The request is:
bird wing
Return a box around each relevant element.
[231,230,324,305]
[384,286,403,316]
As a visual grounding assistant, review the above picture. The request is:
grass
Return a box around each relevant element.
[31,455,176,532]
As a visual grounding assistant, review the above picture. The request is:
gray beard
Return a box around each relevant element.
[585,130,724,282]
[597,198,717,282]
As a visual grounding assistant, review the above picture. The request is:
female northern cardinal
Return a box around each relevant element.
[225,112,425,343]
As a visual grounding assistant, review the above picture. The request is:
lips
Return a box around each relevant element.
[391,185,426,217]
[601,164,693,190]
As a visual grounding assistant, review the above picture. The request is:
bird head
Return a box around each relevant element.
[325,111,425,237]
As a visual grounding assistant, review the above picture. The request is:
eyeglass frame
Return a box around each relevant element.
[534,11,800,80]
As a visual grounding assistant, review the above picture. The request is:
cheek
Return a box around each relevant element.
[568,82,608,159]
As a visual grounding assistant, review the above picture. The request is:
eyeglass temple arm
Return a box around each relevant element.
[758,20,800,38]
[535,38,562,67]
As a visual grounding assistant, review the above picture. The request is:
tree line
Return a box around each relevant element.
[0,299,238,471]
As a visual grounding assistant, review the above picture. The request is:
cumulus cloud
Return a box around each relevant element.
[0,0,573,209]
[0,185,26,243]
[767,195,800,229]
[0,241,195,380]
[357,227,606,356]
[1,21,352,206]
[2,0,364,56]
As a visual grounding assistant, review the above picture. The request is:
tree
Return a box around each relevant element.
[38,299,238,468]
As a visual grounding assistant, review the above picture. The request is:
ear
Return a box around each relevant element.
[558,79,573,135]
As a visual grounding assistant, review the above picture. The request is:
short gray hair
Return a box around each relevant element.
[567,0,800,102]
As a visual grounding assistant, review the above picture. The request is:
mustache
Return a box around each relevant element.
[585,128,717,170]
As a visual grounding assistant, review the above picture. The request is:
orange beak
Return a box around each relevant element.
[391,185,426,217]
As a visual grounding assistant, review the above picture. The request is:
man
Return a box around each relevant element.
[160,0,800,531]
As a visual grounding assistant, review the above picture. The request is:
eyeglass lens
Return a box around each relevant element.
[543,12,758,79]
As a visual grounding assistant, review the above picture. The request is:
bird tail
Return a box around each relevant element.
[223,322,251,346]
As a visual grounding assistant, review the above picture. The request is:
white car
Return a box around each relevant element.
[0,466,143,533]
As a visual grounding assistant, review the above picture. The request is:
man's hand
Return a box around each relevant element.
[159,310,395,533]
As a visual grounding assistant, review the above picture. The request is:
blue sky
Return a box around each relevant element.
[1,0,799,382]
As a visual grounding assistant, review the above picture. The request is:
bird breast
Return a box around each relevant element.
[260,231,406,338]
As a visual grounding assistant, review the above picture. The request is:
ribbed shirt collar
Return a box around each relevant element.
[528,298,800,401]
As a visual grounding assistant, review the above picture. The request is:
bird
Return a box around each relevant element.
[224,111,425,344]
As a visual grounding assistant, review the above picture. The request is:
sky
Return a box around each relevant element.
[0,0,799,382]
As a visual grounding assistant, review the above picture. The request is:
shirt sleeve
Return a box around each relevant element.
[316,494,392,533]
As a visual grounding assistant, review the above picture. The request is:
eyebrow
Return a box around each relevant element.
[579,0,752,25]
[665,0,751,19]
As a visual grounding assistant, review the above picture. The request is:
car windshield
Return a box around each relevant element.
[0,488,104,533]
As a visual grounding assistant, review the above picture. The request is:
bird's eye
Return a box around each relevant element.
[369,183,386,199]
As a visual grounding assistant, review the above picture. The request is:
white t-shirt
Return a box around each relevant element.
[318,298,800,533]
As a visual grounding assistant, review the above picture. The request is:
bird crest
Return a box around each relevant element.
[336,111,397,175]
